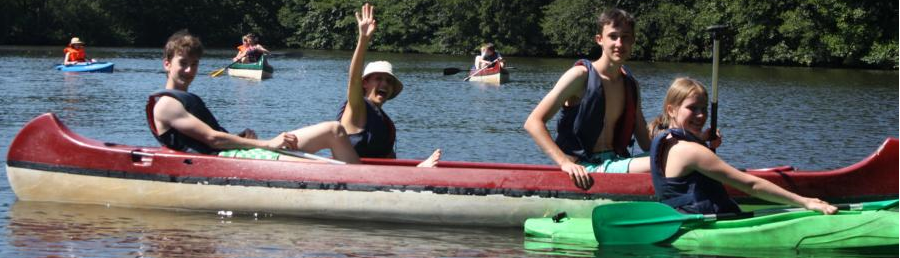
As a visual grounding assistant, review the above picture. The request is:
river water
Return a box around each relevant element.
[0,46,896,257]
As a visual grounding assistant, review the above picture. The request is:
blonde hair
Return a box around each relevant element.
[649,77,709,138]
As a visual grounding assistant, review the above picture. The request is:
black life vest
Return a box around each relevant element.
[336,99,396,158]
[146,89,228,154]
[555,59,638,161]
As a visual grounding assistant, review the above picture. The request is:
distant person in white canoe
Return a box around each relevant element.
[148,30,360,163]
[473,43,504,70]
[63,37,96,65]
[233,33,270,63]
[648,77,836,215]
[338,3,441,167]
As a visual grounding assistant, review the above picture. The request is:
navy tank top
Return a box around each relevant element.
[650,129,741,214]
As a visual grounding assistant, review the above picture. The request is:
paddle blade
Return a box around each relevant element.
[592,202,703,245]
[209,68,226,77]
[443,68,462,75]
[863,199,899,211]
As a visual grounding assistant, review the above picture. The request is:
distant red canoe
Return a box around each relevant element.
[6,113,897,226]
[466,65,509,84]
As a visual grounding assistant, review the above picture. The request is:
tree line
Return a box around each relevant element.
[1,0,895,69]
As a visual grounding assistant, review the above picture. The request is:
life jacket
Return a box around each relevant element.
[146,89,228,154]
[482,52,502,68]
[336,99,397,158]
[64,46,86,62]
[237,45,261,63]
[650,129,741,214]
[554,59,638,161]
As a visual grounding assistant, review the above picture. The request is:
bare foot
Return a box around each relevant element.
[416,149,442,168]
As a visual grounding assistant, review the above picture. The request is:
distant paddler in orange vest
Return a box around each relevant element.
[232,33,270,63]
[63,37,96,65]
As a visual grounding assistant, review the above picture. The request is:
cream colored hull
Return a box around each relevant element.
[468,71,509,85]
[7,166,612,227]
[227,68,272,80]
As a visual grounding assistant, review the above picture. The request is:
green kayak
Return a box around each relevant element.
[525,209,898,249]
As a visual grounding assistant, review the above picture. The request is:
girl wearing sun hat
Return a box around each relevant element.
[337,3,441,167]
[63,37,96,65]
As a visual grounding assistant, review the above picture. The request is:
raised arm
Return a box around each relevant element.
[340,3,376,133]
[675,142,837,214]
[524,66,591,189]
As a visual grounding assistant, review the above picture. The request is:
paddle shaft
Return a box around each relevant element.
[211,60,239,77]
[275,149,347,165]
[706,25,727,153]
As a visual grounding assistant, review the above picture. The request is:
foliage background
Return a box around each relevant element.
[1,0,895,68]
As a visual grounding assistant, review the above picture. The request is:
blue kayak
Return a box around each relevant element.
[55,62,114,73]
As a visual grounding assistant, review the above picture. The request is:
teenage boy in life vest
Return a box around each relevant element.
[524,9,651,190]
[148,30,360,163]
[63,37,96,65]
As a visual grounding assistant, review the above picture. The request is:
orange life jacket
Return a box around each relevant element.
[64,47,86,62]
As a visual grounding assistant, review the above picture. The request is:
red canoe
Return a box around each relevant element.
[466,65,509,84]
[6,113,898,226]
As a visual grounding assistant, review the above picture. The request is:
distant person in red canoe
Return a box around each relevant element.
[473,43,504,70]
[63,37,96,65]
[232,33,270,63]
[338,3,441,167]
[524,8,651,190]
[148,30,360,163]
[648,77,836,215]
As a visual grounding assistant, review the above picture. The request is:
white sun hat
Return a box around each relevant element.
[362,61,404,99]
[70,37,85,45]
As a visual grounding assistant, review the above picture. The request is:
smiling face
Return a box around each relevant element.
[163,53,200,90]
[362,73,398,106]
[596,22,634,64]
[667,93,708,137]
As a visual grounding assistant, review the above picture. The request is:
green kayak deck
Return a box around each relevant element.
[525,209,898,249]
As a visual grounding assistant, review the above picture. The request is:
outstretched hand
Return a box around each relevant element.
[356,3,376,39]
[802,198,838,215]
[268,132,299,150]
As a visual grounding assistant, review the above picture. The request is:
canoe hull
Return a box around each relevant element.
[227,56,273,80]
[467,66,509,84]
[6,113,899,226]
[55,62,114,73]
[524,209,899,249]
[7,165,613,226]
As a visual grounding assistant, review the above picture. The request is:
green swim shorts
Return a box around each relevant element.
[578,151,647,173]
[218,148,280,160]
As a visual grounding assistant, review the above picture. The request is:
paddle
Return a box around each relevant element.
[591,199,898,245]
[443,68,463,76]
[275,149,347,165]
[210,60,239,77]
[706,25,727,153]
[463,59,500,81]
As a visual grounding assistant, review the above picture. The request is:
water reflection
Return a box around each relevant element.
[6,201,530,257]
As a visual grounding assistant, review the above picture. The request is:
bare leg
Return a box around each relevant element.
[628,156,651,173]
[416,149,442,168]
[288,121,360,164]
